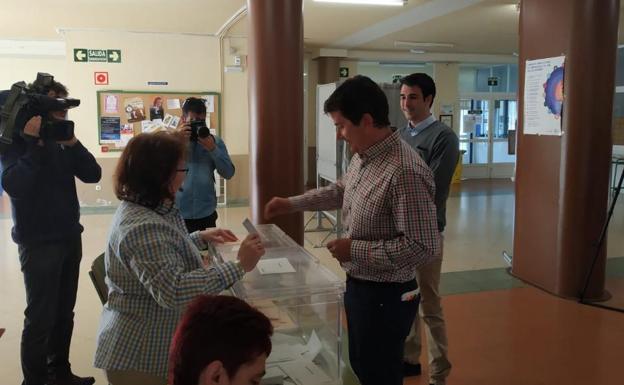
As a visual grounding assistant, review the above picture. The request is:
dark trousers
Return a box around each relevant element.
[18,236,82,385]
[183,211,218,233]
[344,276,419,385]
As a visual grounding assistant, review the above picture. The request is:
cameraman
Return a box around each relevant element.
[175,97,234,232]
[0,79,101,385]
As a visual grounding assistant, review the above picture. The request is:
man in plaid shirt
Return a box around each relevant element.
[265,75,440,385]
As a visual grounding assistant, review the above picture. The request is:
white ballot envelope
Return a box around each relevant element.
[243,218,258,234]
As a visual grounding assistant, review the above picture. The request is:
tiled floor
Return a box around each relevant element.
[1,179,624,385]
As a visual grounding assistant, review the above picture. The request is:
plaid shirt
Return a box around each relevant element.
[94,200,244,378]
[290,130,440,283]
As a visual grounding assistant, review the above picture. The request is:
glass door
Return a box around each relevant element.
[459,94,517,179]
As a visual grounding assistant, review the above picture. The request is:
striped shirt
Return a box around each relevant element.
[290,130,441,283]
[94,200,244,378]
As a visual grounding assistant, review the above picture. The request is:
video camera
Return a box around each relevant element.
[189,119,212,142]
[0,73,80,151]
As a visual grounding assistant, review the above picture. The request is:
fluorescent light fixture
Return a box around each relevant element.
[314,0,406,6]
[410,49,426,54]
[0,39,65,57]
[395,41,455,48]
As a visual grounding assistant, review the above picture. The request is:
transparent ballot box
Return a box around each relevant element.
[211,224,346,385]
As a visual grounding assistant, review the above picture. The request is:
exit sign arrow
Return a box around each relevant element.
[107,49,121,63]
[74,48,87,62]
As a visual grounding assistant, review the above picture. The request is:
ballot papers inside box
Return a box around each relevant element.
[211,224,345,384]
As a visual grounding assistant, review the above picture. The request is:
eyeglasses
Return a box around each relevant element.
[176,168,189,173]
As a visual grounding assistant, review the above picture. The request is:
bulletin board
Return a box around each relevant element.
[96,90,221,151]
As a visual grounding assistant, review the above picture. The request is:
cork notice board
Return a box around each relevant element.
[97,90,221,151]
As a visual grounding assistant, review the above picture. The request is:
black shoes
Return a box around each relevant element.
[403,362,422,377]
[49,373,95,385]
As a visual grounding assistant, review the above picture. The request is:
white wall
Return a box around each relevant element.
[222,36,249,155]
[0,56,67,91]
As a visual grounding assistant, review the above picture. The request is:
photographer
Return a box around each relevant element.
[0,78,101,385]
[175,97,234,232]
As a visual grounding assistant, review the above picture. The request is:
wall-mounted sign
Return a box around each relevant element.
[74,48,122,63]
[147,81,169,86]
[94,72,109,85]
[524,55,565,136]
[487,77,499,86]
[339,67,349,77]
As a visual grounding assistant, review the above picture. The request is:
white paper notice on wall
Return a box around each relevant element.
[523,56,565,136]
[167,98,181,110]
[204,95,215,113]
[441,104,454,115]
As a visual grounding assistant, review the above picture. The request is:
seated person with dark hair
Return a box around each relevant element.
[94,132,265,385]
[169,295,273,385]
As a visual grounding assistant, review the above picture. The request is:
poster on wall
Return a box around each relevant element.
[124,97,146,123]
[523,56,565,136]
[104,94,118,113]
[100,117,120,142]
[149,96,164,120]
[119,124,134,147]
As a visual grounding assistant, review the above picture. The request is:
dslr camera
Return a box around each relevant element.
[189,119,212,142]
[0,73,80,152]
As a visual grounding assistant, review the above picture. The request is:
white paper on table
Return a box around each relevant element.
[167,98,181,109]
[257,258,296,275]
[266,344,306,364]
[261,365,286,384]
[301,330,322,361]
[278,359,332,385]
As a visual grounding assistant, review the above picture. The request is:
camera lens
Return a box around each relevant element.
[198,126,210,138]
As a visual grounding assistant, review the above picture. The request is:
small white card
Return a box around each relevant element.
[243,218,258,234]
[301,330,322,361]
[257,258,295,275]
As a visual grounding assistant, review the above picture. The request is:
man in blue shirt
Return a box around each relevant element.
[175,97,234,232]
[1,78,101,385]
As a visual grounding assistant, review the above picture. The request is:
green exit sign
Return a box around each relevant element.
[73,48,122,63]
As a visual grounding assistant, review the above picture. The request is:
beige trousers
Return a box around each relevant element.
[404,257,452,385]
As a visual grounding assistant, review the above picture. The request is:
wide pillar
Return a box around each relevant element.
[513,0,619,299]
[247,0,304,244]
